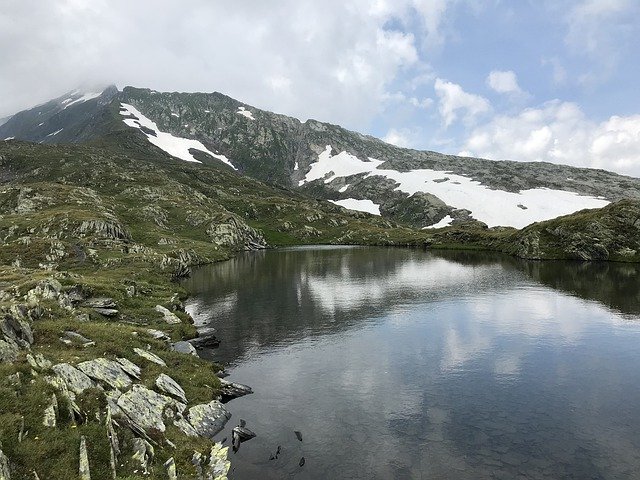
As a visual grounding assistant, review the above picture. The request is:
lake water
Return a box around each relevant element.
[183,246,640,479]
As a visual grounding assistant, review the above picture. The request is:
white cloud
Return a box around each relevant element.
[383,128,413,147]
[434,78,491,127]
[486,70,522,94]
[460,100,640,177]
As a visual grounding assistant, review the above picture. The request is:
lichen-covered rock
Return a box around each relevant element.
[42,394,58,427]
[154,305,181,324]
[133,348,167,367]
[0,339,18,363]
[116,357,141,379]
[187,400,231,438]
[155,374,187,403]
[0,447,10,480]
[60,331,95,347]
[172,341,197,356]
[164,457,177,480]
[79,436,91,480]
[131,437,154,475]
[77,358,132,390]
[52,363,95,394]
[26,353,52,371]
[116,385,174,432]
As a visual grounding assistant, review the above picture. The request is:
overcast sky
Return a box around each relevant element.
[2,0,640,177]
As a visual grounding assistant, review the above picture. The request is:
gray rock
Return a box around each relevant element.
[77,358,132,390]
[60,331,95,347]
[187,400,231,438]
[26,353,52,371]
[171,341,197,356]
[154,305,181,324]
[133,348,166,367]
[93,308,118,317]
[146,329,170,342]
[52,363,95,394]
[155,374,187,403]
[207,443,231,479]
[82,297,116,309]
[1,314,33,347]
[42,394,58,427]
[131,437,154,475]
[116,385,174,432]
[115,357,141,379]
[164,457,177,480]
[6,372,21,386]
[0,339,18,363]
[79,436,90,480]
[219,378,253,402]
[0,448,10,480]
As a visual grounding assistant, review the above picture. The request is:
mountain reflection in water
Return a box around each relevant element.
[183,247,640,480]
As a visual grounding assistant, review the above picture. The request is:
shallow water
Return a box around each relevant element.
[183,247,640,479]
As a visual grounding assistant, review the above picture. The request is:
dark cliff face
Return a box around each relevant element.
[3,85,640,229]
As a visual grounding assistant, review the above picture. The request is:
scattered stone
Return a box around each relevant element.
[82,297,116,309]
[131,437,154,475]
[42,394,58,427]
[155,374,187,403]
[219,378,253,402]
[93,308,118,317]
[146,329,170,342]
[52,363,95,394]
[1,314,33,347]
[164,457,177,480]
[232,425,256,443]
[125,285,136,297]
[79,436,91,480]
[299,457,305,467]
[115,357,141,379]
[154,305,181,324]
[117,385,174,432]
[294,431,303,442]
[7,372,21,386]
[187,400,231,438]
[0,447,10,480]
[133,348,166,367]
[75,313,90,322]
[60,331,95,348]
[171,341,197,356]
[0,339,19,363]
[26,353,52,371]
[77,358,132,390]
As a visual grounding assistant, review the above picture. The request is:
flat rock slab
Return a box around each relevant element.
[77,358,132,390]
[155,305,181,324]
[155,373,187,403]
[133,348,167,367]
[116,357,141,379]
[172,341,197,356]
[52,363,95,394]
[188,400,231,438]
[117,385,174,432]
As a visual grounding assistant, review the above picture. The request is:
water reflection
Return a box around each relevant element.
[183,247,640,479]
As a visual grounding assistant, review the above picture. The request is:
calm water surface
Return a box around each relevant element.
[183,247,640,480]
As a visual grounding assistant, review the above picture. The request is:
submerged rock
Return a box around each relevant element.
[187,400,231,438]
[77,358,132,390]
[155,374,187,403]
[219,379,253,402]
[52,363,95,394]
[133,348,167,367]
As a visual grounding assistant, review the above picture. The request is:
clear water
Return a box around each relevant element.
[182,247,640,479]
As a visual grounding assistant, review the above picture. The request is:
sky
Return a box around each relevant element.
[2,0,640,177]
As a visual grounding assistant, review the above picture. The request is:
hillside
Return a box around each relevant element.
[2,86,639,230]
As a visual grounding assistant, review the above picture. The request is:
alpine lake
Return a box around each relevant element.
[182,246,640,480]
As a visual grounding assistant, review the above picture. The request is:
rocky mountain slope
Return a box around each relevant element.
[3,86,639,230]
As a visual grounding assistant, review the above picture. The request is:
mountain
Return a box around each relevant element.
[3,86,639,231]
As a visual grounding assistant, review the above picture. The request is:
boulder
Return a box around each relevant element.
[154,305,181,325]
[77,358,132,390]
[116,357,141,379]
[52,363,95,394]
[187,400,231,438]
[116,385,174,432]
[155,374,187,404]
[1,314,33,347]
[133,348,166,367]
[171,341,197,356]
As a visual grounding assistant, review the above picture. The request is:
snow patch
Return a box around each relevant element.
[329,198,381,215]
[38,122,44,126]
[119,103,236,169]
[423,215,454,229]
[237,106,255,120]
[294,161,299,171]
[62,92,102,109]
[46,129,63,137]
[171,113,179,118]
[338,184,350,193]
[4,137,15,141]
[301,146,609,228]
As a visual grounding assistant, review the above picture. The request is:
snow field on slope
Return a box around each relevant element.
[301,146,609,228]
[119,103,236,169]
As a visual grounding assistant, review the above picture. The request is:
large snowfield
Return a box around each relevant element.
[301,145,609,228]
[119,103,236,169]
